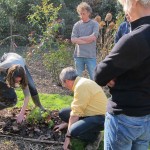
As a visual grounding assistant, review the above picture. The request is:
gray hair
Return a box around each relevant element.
[77,2,92,14]
[138,0,150,7]
[119,0,150,9]
[59,67,78,83]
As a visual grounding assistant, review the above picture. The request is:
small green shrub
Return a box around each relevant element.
[26,108,54,127]
[26,108,43,124]
[43,43,74,84]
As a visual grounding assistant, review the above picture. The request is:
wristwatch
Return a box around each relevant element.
[65,135,71,138]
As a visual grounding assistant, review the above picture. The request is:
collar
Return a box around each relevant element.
[131,16,150,30]
[72,76,81,91]
[81,19,91,23]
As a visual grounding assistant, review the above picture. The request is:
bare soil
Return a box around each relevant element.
[26,54,71,95]
[0,108,65,150]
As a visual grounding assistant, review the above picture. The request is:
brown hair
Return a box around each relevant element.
[6,65,28,89]
[77,2,92,14]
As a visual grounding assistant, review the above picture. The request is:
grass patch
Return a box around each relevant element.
[15,89,72,110]
[71,138,86,150]
[70,136,104,150]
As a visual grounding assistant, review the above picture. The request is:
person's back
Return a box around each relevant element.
[112,21,150,116]
[71,77,107,117]
[0,53,25,71]
[94,0,150,149]
[95,18,150,116]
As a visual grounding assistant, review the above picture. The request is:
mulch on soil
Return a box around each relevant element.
[0,108,65,150]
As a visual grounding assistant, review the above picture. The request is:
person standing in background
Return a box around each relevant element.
[114,14,131,43]
[71,2,99,80]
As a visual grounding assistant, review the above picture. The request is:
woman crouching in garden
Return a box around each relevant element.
[0,52,45,123]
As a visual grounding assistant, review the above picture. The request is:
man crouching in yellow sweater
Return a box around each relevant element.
[54,67,107,150]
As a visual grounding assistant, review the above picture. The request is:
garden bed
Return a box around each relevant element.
[0,108,66,150]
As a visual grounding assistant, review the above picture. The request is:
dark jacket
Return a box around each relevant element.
[114,21,130,43]
[94,16,150,116]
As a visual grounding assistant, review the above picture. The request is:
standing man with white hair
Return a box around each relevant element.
[94,0,150,150]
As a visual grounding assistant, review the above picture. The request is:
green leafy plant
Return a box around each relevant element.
[42,43,74,85]
[27,0,62,44]
[41,111,54,128]
[26,108,55,128]
[26,108,43,124]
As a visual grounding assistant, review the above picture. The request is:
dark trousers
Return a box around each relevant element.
[25,65,38,96]
[0,78,17,110]
[59,108,105,142]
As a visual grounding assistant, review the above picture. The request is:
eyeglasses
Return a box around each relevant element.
[61,80,66,87]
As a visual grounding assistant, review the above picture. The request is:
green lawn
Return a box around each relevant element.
[15,90,150,150]
[16,90,72,110]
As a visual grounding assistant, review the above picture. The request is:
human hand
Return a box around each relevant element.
[107,100,122,114]
[107,80,115,87]
[16,113,25,123]
[89,34,96,41]
[39,105,46,112]
[53,122,68,132]
[63,137,70,150]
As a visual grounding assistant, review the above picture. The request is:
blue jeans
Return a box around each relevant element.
[59,108,105,142]
[74,57,96,80]
[104,112,150,150]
